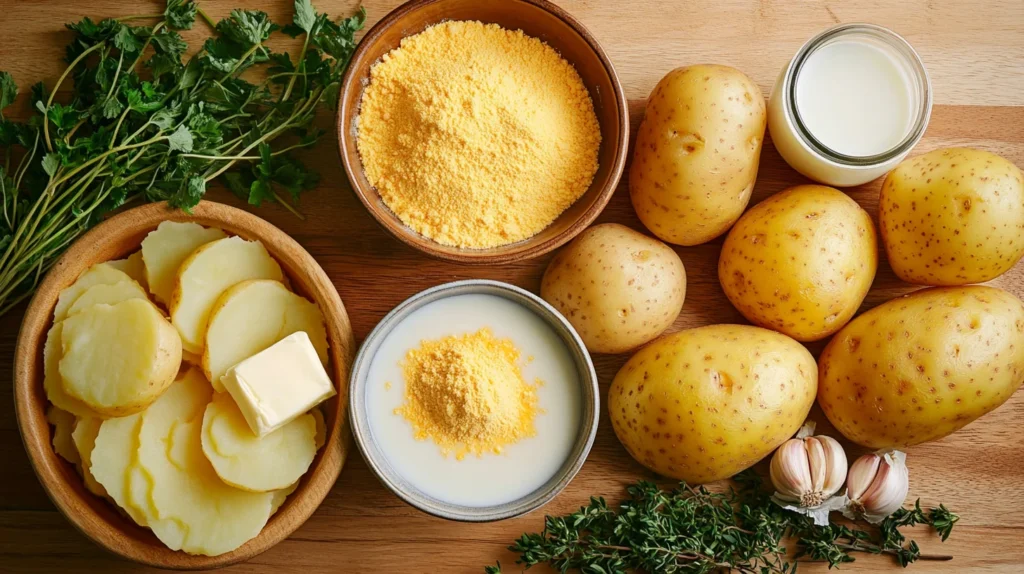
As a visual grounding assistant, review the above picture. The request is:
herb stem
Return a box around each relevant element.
[43,41,106,152]
[196,6,217,30]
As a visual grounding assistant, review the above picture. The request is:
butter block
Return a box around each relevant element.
[220,331,335,437]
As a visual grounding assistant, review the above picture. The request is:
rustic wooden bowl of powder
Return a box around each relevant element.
[337,0,629,264]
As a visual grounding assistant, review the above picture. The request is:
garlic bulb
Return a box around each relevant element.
[843,450,910,524]
[769,422,849,525]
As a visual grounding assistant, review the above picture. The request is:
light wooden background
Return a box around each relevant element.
[1,1,1022,572]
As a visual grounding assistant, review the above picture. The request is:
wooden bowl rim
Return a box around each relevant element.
[13,201,355,570]
[337,0,629,264]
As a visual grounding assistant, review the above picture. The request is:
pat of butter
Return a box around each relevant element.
[220,331,335,437]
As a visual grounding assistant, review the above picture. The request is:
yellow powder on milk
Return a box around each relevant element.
[395,328,539,459]
[356,20,602,248]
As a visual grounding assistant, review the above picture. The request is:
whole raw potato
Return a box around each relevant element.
[630,65,767,246]
[819,286,1024,449]
[880,148,1024,285]
[541,223,685,354]
[609,324,817,484]
[719,185,877,342]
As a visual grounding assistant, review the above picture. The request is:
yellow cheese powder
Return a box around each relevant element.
[356,20,602,248]
[395,328,539,459]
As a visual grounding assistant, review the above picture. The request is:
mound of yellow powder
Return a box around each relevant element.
[357,20,602,248]
[395,328,539,459]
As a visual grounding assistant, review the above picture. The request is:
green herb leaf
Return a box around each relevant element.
[167,124,193,152]
[42,153,61,177]
[165,0,198,30]
[113,25,145,54]
[151,29,187,59]
[216,10,278,47]
[0,72,17,113]
[293,0,317,34]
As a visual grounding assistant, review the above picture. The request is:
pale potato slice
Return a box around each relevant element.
[170,236,283,355]
[60,299,182,417]
[141,221,226,304]
[71,416,107,497]
[138,368,274,556]
[311,406,326,450]
[201,392,317,492]
[106,250,147,288]
[203,279,327,392]
[66,280,150,318]
[46,405,79,464]
[91,412,148,526]
[42,322,98,418]
[270,481,299,517]
[54,263,133,322]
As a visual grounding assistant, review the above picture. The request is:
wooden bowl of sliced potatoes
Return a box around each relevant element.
[13,201,355,569]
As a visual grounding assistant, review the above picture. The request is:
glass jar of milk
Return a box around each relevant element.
[768,23,932,187]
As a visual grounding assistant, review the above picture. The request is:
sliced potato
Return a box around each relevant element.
[138,368,274,556]
[142,221,227,304]
[46,405,79,464]
[71,416,107,497]
[54,263,133,322]
[182,349,202,367]
[203,280,327,392]
[170,236,283,355]
[202,392,317,492]
[60,299,182,417]
[66,280,150,318]
[91,412,148,526]
[42,322,98,418]
[311,406,326,450]
[106,251,147,288]
[270,481,299,517]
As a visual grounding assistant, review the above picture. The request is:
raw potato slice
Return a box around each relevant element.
[54,263,133,322]
[71,416,107,497]
[203,280,327,392]
[60,299,182,417]
[42,322,98,418]
[311,406,326,450]
[270,481,299,516]
[141,221,226,304]
[106,250,147,288]
[91,412,148,526]
[170,236,283,355]
[66,280,150,318]
[46,405,79,464]
[138,368,274,556]
[201,392,317,492]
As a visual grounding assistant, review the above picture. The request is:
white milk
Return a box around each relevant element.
[794,39,913,157]
[767,24,930,187]
[365,293,581,507]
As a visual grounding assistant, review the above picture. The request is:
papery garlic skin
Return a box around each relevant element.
[770,432,849,507]
[843,450,910,524]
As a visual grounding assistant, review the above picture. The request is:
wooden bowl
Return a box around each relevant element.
[12,201,355,569]
[337,0,629,264]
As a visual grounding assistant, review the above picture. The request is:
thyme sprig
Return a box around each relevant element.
[487,471,957,573]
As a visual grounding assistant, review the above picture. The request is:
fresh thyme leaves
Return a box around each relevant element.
[0,0,366,315]
[486,471,957,574]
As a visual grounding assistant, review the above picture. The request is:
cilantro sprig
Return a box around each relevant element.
[0,0,365,315]
[486,471,957,573]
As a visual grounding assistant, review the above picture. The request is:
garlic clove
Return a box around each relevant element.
[846,452,881,501]
[844,450,910,524]
[770,439,812,501]
[804,437,828,494]
[817,435,848,497]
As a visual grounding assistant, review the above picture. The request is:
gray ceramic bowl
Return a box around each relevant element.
[349,279,599,521]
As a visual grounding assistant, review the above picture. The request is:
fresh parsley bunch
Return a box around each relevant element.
[0,0,365,315]
[487,471,957,573]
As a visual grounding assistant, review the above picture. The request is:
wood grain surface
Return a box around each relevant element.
[1,1,1022,573]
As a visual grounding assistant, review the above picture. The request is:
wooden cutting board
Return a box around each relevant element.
[1,1,1021,572]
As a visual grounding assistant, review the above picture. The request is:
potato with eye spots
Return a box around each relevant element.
[879,147,1024,285]
[719,184,877,342]
[540,223,685,354]
[630,65,767,246]
[818,285,1024,449]
[609,324,817,484]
